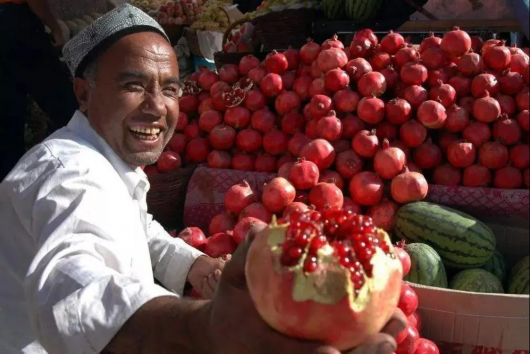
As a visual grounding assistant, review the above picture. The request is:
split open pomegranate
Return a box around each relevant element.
[245,208,403,350]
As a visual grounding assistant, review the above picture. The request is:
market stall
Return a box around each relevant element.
[142,7,530,351]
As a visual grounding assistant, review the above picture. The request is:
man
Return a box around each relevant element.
[0,0,79,181]
[0,4,405,353]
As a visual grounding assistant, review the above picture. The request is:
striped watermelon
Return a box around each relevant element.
[480,250,507,283]
[322,0,347,20]
[394,202,496,269]
[450,269,504,294]
[404,243,448,288]
[345,0,384,22]
[507,255,529,295]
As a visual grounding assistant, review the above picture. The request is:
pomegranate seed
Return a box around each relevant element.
[340,256,352,267]
[295,234,311,247]
[289,246,303,259]
[304,258,318,273]
[309,235,327,254]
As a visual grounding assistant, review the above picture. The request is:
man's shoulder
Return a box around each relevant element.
[4,131,118,192]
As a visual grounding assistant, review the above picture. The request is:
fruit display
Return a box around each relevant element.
[190,0,230,31]
[345,0,384,22]
[393,202,529,295]
[174,204,440,352]
[141,0,211,26]
[59,13,102,40]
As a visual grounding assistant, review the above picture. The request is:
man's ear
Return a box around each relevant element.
[73,78,92,114]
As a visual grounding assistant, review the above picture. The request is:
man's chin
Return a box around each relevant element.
[122,151,162,168]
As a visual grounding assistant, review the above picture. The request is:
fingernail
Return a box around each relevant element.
[377,342,396,354]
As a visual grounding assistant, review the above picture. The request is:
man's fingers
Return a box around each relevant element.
[201,276,215,299]
[380,308,407,338]
[220,223,268,287]
[345,333,397,354]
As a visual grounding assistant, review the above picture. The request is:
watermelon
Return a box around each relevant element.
[345,0,384,22]
[480,250,507,283]
[322,0,346,20]
[404,243,448,288]
[394,202,496,269]
[507,255,529,295]
[450,269,504,294]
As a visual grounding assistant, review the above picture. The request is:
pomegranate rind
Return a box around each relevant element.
[245,218,403,350]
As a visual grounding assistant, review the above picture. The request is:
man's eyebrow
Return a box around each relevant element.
[116,70,148,81]
[164,76,181,86]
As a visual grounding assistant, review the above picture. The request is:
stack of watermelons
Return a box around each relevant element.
[321,0,384,21]
[393,202,529,295]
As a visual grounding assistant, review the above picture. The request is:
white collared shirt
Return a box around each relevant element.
[0,111,204,354]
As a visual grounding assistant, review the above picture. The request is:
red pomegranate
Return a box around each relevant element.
[239,55,261,75]
[262,177,296,213]
[263,128,289,156]
[493,115,522,145]
[367,199,400,231]
[203,232,237,258]
[324,68,351,92]
[483,42,512,70]
[385,98,412,125]
[457,52,484,77]
[394,44,420,68]
[251,107,276,133]
[471,73,500,98]
[342,114,366,138]
[420,32,442,54]
[319,170,345,190]
[239,203,273,223]
[317,111,343,141]
[333,89,360,113]
[265,50,289,74]
[292,75,313,101]
[413,139,443,169]
[417,100,447,129]
[275,91,301,115]
[510,144,530,169]
[233,217,267,244]
[186,138,210,162]
[498,71,525,95]
[288,132,311,157]
[433,165,462,186]
[497,94,517,116]
[345,58,373,81]
[462,121,491,147]
[209,124,236,150]
[349,37,375,59]
[245,209,403,350]
[380,30,405,55]
[300,139,336,170]
[449,75,471,96]
[354,28,379,47]
[518,110,529,132]
[224,180,257,214]
[352,129,379,158]
[445,105,470,132]
[421,47,448,70]
[282,202,310,218]
[391,167,429,203]
[463,164,492,187]
[494,166,523,189]
[403,85,429,109]
[357,72,387,97]
[207,150,231,169]
[374,139,407,179]
[209,211,237,235]
[308,182,344,210]
[441,27,472,57]
[308,94,334,119]
[289,157,320,190]
[447,140,477,168]
[400,120,427,148]
[243,89,266,112]
[231,152,256,171]
[349,171,384,206]
[472,92,501,123]
[283,46,301,70]
[479,141,509,169]
[300,39,322,64]
[254,153,277,173]
[357,95,385,124]
[400,61,428,86]
[335,149,364,179]
[260,73,283,97]
[317,48,348,72]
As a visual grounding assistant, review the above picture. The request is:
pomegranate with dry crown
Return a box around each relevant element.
[262,177,296,213]
[374,139,406,179]
[391,167,429,203]
[245,209,403,350]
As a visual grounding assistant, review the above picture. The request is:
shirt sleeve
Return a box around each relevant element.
[22,166,177,354]
[145,215,204,295]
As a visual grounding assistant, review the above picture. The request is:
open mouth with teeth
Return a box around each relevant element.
[129,126,162,141]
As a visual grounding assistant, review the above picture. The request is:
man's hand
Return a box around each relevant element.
[187,255,228,299]
[207,224,407,354]
[51,29,65,47]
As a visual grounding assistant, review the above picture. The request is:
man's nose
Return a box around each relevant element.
[141,91,168,117]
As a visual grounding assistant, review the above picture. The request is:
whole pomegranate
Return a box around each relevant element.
[232,152,256,171]
[414,339,440,354]
[429,81,457,108]
[317,111,343,141]
[178,227,207,251]
[494,166,523,189]
[317,48,348,72]
[308,182,344,210]
[420,32,442,53]
[224,180,257,214]
[319,170,345,190]
[479,141,509,169]
[463,164,492,187]
[441,27,472,57]
[471,73,499,98]
[233,217,267,245]
[391,167,429,204]
[283,202,310,218]
[289,158,320,190]
[413,139,443,169]
[335,150,364,179]
[386,98,412,125]
[300,139,336,170]
[400,120,427,148]
[483,42,512,70]
[417,100,447,129]
[400,61,428,86]
[358,72,387,97]
[204,232,237,258]
[207,150,231,169]
[275,91,301,115]
[433,165,462,186]
[346,58,373,81]
[325,68,351,92]
[209,211,237,235]
[380,30,405,55]
[265,50,289,74]
[367,199,400,231]
[445,105,470,132]
[374,139,407,179]
[239,55,260,75]
[447,140,476,168]
[493,116,522,145]
[333,89,360,113]
[457,52,484,76]
[510,144,530,169]
[255,153,277,173]
[472,92,501,123]
[262,177,296,213]
[300,39,322,64]
[352,130,379,158]
[245,209,403,350]
[357,95,385,124]
[260,73,283,97]
[462,121,491,147]
[349,171,384,206]
[263,128,289,156]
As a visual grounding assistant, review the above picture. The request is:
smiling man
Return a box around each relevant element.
[0,4,405,354]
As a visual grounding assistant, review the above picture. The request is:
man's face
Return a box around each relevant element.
[77,32,180,167]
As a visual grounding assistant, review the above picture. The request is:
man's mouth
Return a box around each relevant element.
[129,126,162,141]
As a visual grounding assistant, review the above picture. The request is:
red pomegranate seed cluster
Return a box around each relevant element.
[279,209,394,295]
[222,88,246,107]
[183,80,201,95]
[234,77,254,92]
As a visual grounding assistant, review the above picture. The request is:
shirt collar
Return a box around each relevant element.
[66,110,149,197]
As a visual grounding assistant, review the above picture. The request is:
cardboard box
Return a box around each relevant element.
[411,216,529,354]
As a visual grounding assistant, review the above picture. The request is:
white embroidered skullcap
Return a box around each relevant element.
[62,3,170,78]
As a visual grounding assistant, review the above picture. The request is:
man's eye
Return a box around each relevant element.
[163,86,181,97]
[125,82,144,90]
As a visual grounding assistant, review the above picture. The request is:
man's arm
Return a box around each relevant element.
[145,216,204,294]
[19,162,211,353]
[26,0,60,33]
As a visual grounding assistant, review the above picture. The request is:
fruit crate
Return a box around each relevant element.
[410,215,529,353]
